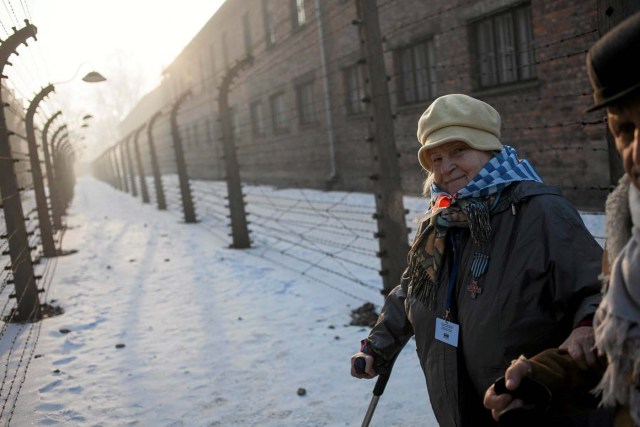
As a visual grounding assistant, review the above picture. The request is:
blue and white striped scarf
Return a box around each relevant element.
[430,145,543,201]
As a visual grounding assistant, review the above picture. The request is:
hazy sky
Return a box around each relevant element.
[0,0,226,161]
[30,0,225,92]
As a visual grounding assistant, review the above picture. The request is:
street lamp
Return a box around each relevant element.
[82,71,106,83]
[53,62,107,85]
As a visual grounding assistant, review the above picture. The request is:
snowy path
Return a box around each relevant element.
[11,177,434,426]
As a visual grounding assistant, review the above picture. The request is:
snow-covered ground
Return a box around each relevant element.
[6,176,604,426]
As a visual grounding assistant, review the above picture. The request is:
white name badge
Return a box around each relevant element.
[435,317,459,347]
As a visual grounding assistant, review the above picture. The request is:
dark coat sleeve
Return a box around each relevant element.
[365,271,415,370]
[538,195,603,326]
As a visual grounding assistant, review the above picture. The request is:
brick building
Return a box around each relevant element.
[118,0,634,210]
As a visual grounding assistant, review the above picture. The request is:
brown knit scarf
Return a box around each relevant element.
[407,197,494,311]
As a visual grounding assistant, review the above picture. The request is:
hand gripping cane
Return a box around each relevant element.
[354,355,396,427]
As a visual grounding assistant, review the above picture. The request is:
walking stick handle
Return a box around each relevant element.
[354,356,391,396]
[354,356,367,374]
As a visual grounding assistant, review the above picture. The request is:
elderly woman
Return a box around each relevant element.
[350,94,603,426]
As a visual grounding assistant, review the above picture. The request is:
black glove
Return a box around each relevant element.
[493,375,552,427]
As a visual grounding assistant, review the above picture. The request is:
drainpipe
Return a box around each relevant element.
[315,0,338,188]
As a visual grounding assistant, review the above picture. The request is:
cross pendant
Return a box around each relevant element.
[467,280,482,299]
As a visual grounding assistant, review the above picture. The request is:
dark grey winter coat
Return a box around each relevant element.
[367,181,603,427]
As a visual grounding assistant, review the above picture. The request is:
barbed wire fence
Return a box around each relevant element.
[0,0,86,420]
[93,0,609,296]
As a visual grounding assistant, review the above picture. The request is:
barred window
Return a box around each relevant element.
[243,13,252,57]
[397,38,437,105]
[193,122,200,144]
[344,65,366,115]
[206,118,215,144]
[270,92,287,131]
[221,32,229,69]
[209,44,217,79]
[473,4,536,88]
[296,80,316,124]
[250,100,266,136]
[263,0,276,47]
[291,0,306,30]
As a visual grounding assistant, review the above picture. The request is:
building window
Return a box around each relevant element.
[397,38,437,105]
[296,80,316,124]
[199,53,207,90]
[473,4,536,88]
[263,0,276,47]
[185,125,193,148]
[209,44,217,79]
[250,100,266,136]
[221,32,229,69]
[291,0,306,30]
[193,122,199,144]
[206,118,214,144]
[344,65,366,115]
[230,107,238,135]
[243,13,252,57]
[270,92,287,132]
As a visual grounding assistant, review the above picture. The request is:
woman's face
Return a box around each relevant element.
[428,141,493,194]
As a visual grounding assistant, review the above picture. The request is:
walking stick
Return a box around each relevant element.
[354,356,395,427]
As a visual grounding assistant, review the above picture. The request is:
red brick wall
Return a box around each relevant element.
[137,0,609,210]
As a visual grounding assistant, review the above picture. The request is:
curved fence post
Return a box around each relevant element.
[147,110,166,210]
[57,142,75,212]
[170,90,197,223]
[25,84,57,257]
[133,125,150,203]
[103,147,120,190]
[42,110,62,230]
[124,134,138,197]
[0,22,41,322]
[218,57,253,248]
[111,146,123,190]
[49,123,67,224]
[117,139,129,193]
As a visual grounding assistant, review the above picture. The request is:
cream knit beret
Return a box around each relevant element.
[416,94,503,171]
